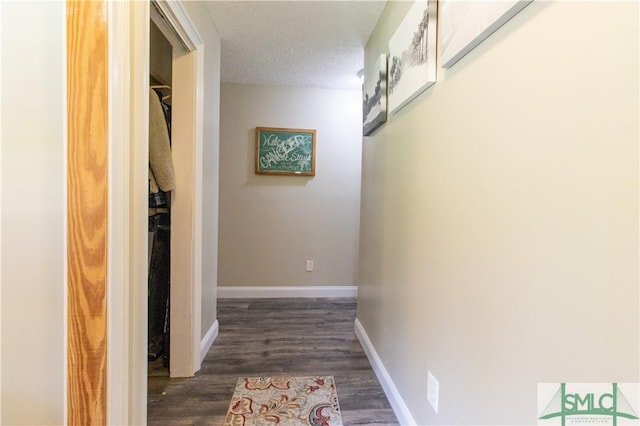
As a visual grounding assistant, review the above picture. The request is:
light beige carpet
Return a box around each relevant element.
[224,376,343,426]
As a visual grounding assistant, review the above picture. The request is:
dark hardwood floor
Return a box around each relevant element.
[147,297,399,425]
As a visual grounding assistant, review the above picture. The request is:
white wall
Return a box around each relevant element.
[165,1,221,374]
[182,1,221,341]
[358,1,639,424]
[1,2,65,424]
[219,84,362,287]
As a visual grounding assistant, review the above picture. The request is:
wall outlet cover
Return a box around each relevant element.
[306,260,314,272]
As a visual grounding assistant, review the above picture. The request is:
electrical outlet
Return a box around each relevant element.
[306,260,314,272]
[427,371,439,413]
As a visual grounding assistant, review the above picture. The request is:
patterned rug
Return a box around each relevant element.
[224,376,343,426]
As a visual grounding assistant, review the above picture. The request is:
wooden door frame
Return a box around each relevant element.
[107,1,204,423]
[67,1,109,423]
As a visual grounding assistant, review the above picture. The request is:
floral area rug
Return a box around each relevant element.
[224,376,343,426]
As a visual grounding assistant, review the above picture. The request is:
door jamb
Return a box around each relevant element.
[107,0,204,423]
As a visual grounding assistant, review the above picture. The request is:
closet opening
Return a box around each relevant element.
[144,0,205,387]
[148,18,173,394]
[105,1,205,421]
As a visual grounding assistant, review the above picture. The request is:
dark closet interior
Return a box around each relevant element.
[148,18,174,387]
[148,83,172,366]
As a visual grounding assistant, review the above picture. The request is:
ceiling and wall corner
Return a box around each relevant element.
[205,1,387,89]
[212,1,377,291]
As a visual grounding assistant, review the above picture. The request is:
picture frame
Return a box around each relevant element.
[388,0,437,114]
[255,127,316,176]
[440,0,532,69]
[363,54,388,136]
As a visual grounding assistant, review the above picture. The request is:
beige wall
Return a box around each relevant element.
[182,1,221,339]
[1,2,65,424]
[150,20,172,86]
[219,84,362,287]
[358,1,639,424]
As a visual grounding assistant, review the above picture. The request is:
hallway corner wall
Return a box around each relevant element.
[218,84,362,289]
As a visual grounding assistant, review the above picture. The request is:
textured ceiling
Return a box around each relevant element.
[205,1,387,90]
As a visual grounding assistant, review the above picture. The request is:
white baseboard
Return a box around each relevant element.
[354,318,417,426]
[217,286,358,299]
[200,319,219,362]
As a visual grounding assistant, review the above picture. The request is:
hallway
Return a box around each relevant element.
[147,298,398,425]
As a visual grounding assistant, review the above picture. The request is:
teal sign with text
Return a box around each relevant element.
[255,127,316,176]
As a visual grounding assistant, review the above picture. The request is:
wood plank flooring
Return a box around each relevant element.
[147,298,399,425]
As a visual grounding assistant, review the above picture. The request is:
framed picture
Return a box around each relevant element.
[440,0,532,69]
[255,127,316,176]
[388,0,437,114]
[363,54,388,136]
